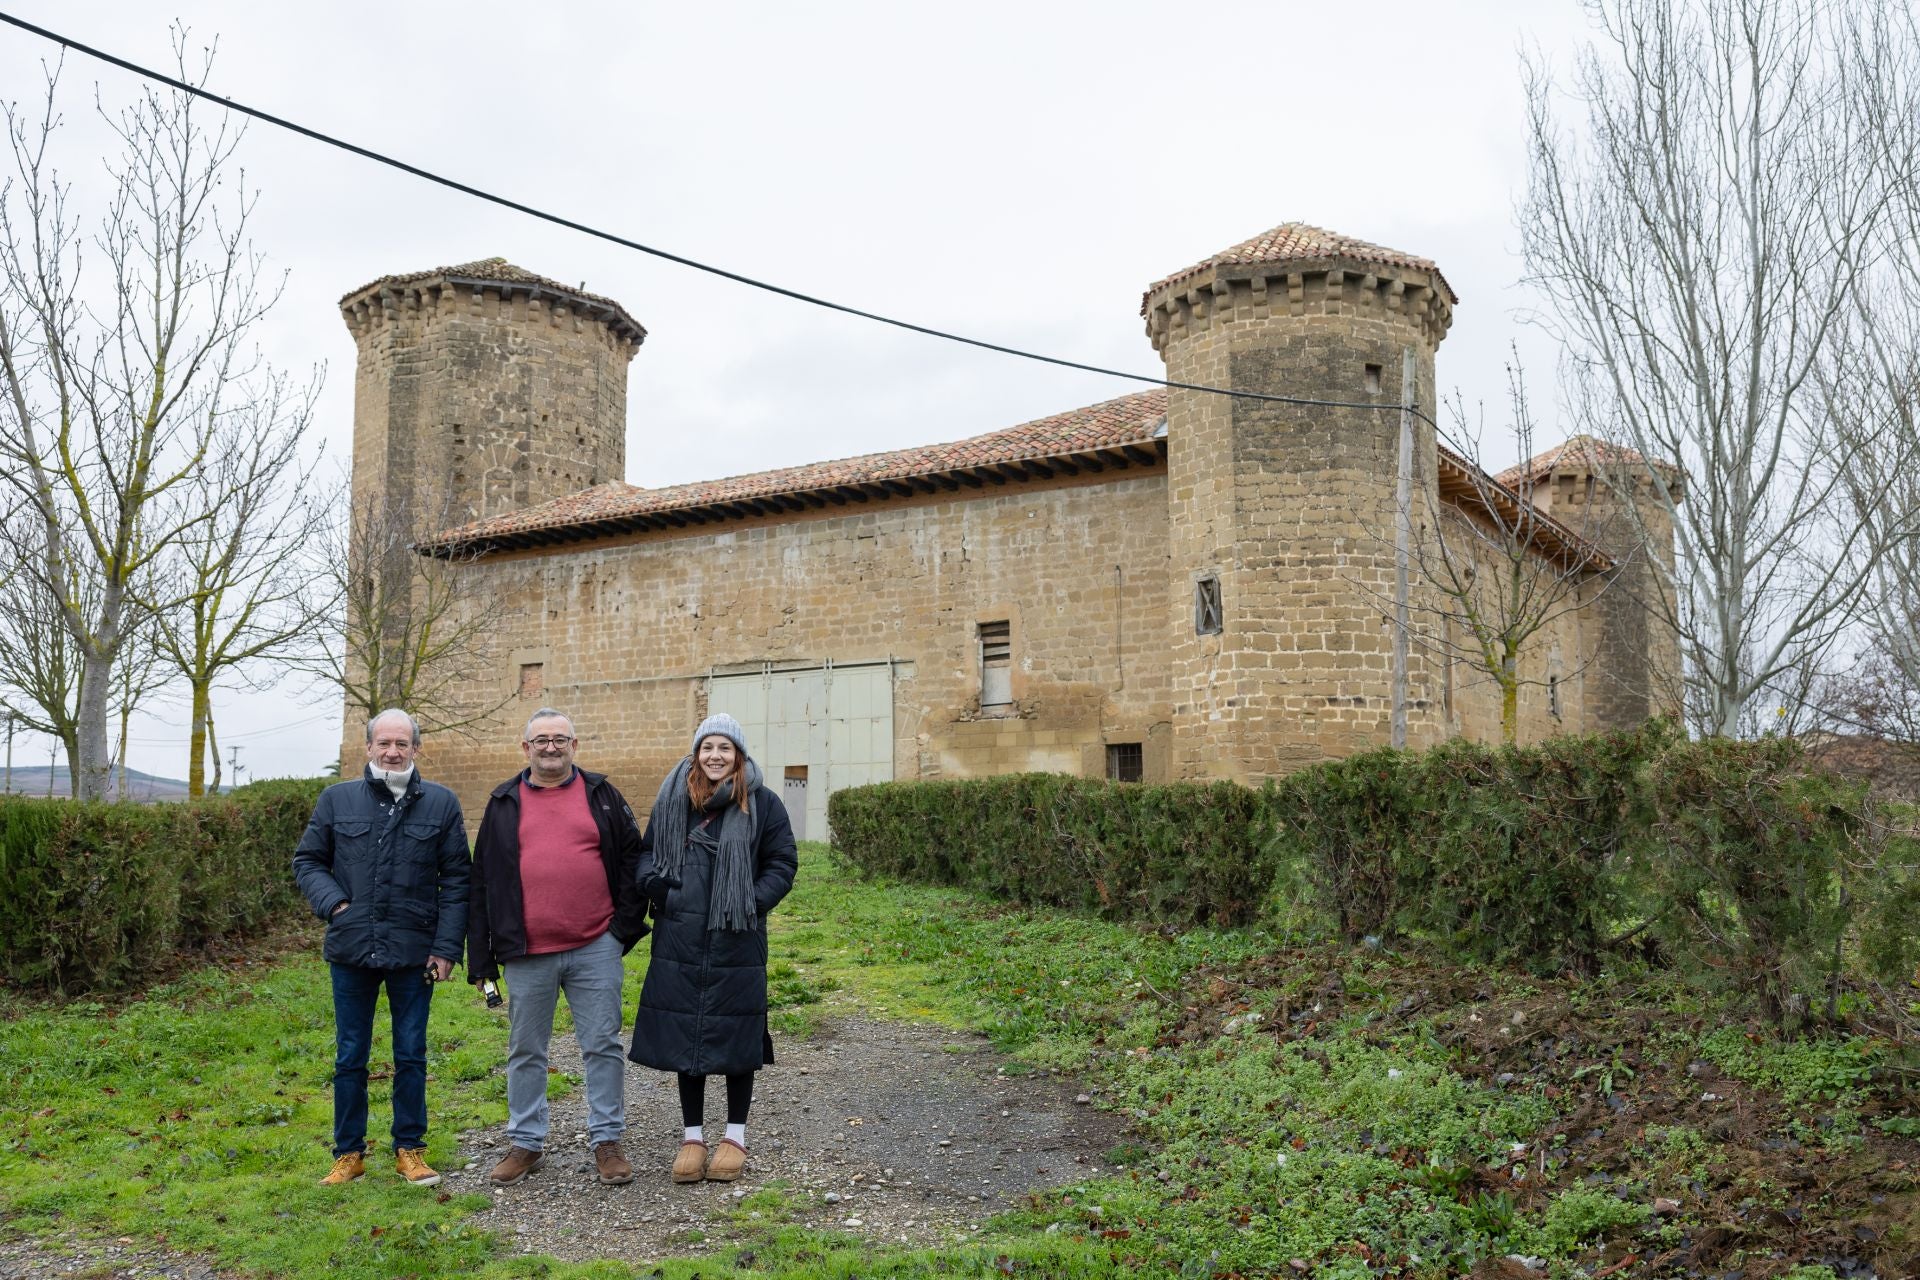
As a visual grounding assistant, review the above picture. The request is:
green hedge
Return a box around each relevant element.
[0,777,328,994]
[829,724,1920,1016]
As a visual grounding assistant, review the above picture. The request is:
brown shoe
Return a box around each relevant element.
[395,1147,440,1187]
[705,1137,747,1182]
[594,1140,633,1185]
[671,1140,708,1184]
[488,1145,546,1187]
[319,1151,365,1185]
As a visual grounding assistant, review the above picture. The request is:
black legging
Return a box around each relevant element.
[678,1071,754,1127]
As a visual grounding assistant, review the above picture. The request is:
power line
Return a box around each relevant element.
[0,10,1441,430]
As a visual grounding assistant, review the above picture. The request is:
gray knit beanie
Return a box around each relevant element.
[693,712,748,756]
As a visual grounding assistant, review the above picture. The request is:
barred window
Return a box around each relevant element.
[1106,743,1144,783]
[1194,576,1223,635]
[980,621,1012,706]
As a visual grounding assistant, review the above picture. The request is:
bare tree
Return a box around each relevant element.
[0,508,84,793]
[1411,363,1623,743]
[108,601,173,800]
[313,491,515,738]
[147,369,334,796]
[1828,4,1920,754]
[0,38,290,799]
[1520,0,1919,736]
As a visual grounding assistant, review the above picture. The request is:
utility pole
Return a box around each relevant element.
[226,744,244,792]
[1391,345,1415,750]
[47,743,56,797]
[3,712,12,795]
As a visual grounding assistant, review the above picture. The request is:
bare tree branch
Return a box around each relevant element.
[1520,0,1920,736]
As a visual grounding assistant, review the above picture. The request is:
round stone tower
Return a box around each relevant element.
[339,259,646,527]
[1143,223,1457,781]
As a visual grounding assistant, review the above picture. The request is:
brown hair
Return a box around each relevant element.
[686,738,751,813]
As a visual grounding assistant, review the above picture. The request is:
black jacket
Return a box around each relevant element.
[467,768,650,982]
[292,767,470,970]
[627,782,798,1076]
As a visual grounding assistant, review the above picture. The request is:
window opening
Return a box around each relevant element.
[1194,577,1223,635]
[1106,743,1144,783]
[1365,363,1383,395]
[980,621,1012,706]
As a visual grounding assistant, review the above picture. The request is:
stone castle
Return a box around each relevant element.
[338,223,1678,836]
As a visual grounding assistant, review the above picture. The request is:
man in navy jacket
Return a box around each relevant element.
[294,708,470,1188]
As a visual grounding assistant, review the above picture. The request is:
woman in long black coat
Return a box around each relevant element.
[628,712,797,1184]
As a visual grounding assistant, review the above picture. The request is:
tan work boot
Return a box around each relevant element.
[705,1138,747,1182]
[488,1145,546,1187]
[320,1151,365,1185]
[395,1146,441,1187]
[594,1140,633,1185]
[671,1140,708,1184]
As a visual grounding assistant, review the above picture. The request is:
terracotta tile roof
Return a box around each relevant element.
[426,389,1170,554]
[1437,443,1612,572]
[1144,222,1457,311]
[339,258,645,341]
[1496,434,1680,488]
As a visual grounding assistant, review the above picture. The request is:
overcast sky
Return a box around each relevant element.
[0,0,1600,784]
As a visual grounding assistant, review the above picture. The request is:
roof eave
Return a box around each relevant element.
[419,437,1170,560]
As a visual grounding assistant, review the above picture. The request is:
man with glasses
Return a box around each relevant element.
[294,708,470,1187]
[468,708,650,1187]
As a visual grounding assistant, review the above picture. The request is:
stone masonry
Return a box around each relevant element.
[338,226,1679,826]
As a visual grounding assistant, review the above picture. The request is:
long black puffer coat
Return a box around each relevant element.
[627,782,798,1076]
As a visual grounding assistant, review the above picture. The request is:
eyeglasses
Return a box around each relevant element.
[526,735,575,749]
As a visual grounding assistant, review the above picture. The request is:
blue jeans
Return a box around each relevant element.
[330,962,434,1157]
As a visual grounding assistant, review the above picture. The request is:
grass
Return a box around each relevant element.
[3,841,1914,1278]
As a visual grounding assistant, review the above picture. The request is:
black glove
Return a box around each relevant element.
[639,871,681,907]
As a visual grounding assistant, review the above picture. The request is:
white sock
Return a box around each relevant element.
[724,1122,747,1148]
[684,1125,703,1144]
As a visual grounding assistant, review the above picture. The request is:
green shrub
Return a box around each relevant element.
[828,722,1917,1014]
[831,772,1278,926]
[1642,738,1862,1021]
[0,777,328,993]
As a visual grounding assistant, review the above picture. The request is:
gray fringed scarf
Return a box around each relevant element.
[649,755,763,932]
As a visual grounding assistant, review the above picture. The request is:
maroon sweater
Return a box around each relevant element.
[517,773,613,953]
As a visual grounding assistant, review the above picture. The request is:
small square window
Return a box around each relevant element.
[1194,577,1223,636]
[518,662,544,698]
[1106,743,1143,783]
[1365,363,1383,395]
[979,621,1012,706]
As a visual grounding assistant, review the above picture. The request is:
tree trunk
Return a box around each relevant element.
[1500,649,1520,745]
[187,677,210,798]
[76,646,114,801]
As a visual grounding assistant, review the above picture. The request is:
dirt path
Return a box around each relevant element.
[0,1015,1129,1277]
[458,1014,1129,1264]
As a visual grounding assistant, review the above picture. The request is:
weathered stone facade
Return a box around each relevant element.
[338,227,1679,828]
[340,259,643,528]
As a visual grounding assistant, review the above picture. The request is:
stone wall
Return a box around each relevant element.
[382,473,1175,826]
[342,281,638,528]
[1150,265,1454,780]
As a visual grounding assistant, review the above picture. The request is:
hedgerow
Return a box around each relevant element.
[829,723,1920,1017]
[0,777,327,993]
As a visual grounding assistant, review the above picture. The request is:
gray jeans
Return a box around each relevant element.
[502,930,626,1149]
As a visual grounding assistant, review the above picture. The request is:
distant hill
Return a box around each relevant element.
[3,764,203,802]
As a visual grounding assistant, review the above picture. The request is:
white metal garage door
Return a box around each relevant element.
[707,662,894,841]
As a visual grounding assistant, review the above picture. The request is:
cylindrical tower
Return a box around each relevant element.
[339,258,646,527]
[1143,223,1457,781]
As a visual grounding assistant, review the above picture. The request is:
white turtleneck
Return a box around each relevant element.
[374,765,414,800]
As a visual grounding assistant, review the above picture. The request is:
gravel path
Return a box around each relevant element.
[0,1015,1128,1277]
[459,1014,1129,1264]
